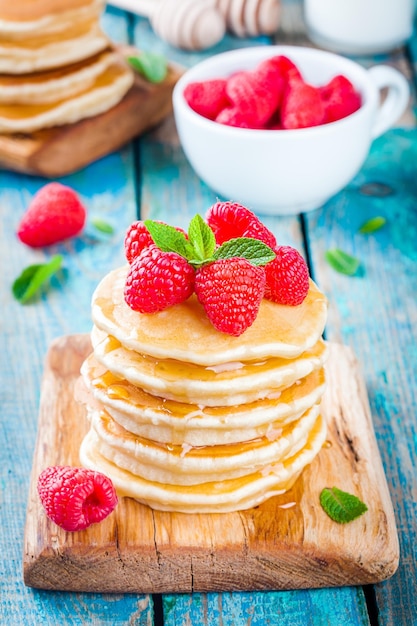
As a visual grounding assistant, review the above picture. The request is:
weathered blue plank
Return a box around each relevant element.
[163,588,369,626]
[305,128,417,626]
[0,9,154,626]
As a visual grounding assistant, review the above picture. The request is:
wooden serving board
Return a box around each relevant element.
[23,335,399,593]
[0,61,181,178]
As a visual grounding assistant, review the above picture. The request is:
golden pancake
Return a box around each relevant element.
[81,353,326,445]
[91,325,328,406]
[92,266,328,366]
[84,403,321,485]
[0,20,109,74]
[0,0,97,22]
[0,1,103,39]
[0,58,133,133]
[0,51,119,104]
[79,413,327,513]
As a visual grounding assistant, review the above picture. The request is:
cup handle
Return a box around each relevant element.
[368,65,410,139]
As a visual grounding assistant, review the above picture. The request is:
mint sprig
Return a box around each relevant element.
[358,216,386,234]
[320,487,368,524]
[91,217,115,235]
[12,255,63,304]
[144,217,275,268]
[127,52,168,84]
[325,248,361,276]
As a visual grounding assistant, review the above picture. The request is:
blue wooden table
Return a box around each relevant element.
[1,2,417,624]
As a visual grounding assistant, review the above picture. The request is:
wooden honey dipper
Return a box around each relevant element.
[108,0,280,50]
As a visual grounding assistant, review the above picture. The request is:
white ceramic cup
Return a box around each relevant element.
[304,0,414,55]
[173,46,410,215]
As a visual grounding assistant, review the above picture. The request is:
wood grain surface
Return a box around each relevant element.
[23,335,398,594]
[0,59,180,178]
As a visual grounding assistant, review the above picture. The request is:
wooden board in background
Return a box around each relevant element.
[0,63,181,178]
[23,335,399,594]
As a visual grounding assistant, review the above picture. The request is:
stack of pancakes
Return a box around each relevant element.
[0,0,134,133]
[79,265,329,514]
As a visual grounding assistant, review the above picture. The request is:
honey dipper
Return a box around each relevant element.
[108,0,280,49]
[107,0,226,50]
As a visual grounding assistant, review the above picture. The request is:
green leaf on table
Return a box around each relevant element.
[188,214,216,262]
[358,216,386,234]
[12,255,63,304]
[320,487,368,524]
[214,237,276,266]
[325,248,361,276]
[90,218,115,235]
[127,52,168,83]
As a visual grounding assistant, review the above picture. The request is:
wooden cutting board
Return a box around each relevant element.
[23,335,399,593]
[0,60,180,178]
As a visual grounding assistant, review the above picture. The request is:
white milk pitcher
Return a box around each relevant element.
[304,0,414,55]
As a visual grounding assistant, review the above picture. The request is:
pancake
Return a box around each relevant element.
[91,325,328,406]
[0,58,134,133]
[81,353,326,445]
[0,51,119,104]
[92,266,328,366]
[0,20,109,74]
[84,403,321,485]
[79,413,327,513]
[0,0,98,22]
[0,0,104,39]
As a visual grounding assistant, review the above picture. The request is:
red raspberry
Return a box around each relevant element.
[206,201,277,249]
[225,69,281,127]
[183,79,230,120]
[215,106,260,129]
[124,221,154,264]
[124,244,195,313]
[124,221,188,264]
[281,80,325,129]
[37,466,118,532]
[264,246,310,305]
[17,182,86,247]
[195,257,266,336]
[319,75,361,123]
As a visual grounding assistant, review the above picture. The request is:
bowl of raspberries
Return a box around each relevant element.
[173,45,409,215]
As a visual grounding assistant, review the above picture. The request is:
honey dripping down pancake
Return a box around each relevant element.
[79,206,329,513]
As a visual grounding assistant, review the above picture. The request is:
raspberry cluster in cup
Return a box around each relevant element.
[183,54,362,130]
[124,202,310,337]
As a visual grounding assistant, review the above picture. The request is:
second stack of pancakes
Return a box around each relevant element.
[0,0,134,133]
[79,265,328,514]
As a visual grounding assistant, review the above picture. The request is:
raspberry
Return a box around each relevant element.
[124,244,195,313]
[206,201,277,249]
[264,246,310,305]
[319,75,361,123]
[124,221,154,264]
[17,182,86,247]
[183,79,230,120]
[124,221,188,264]
[225,69,281,127]
[281,80,325,129]
[195,257,266,336]
[215,106,259,128]
[37,466,118,532]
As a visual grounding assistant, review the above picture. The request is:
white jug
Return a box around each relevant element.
[304,0,414,55]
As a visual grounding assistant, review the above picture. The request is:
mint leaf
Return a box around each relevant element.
[91,218,114,235]
[214,238,275,266]
[127,52,167,83]
[320,487,368,524]
[325,248,361,276]
[144,220,190,258]
[188,214,216,262]
[12,255,63,304]
[358,216,386,234]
